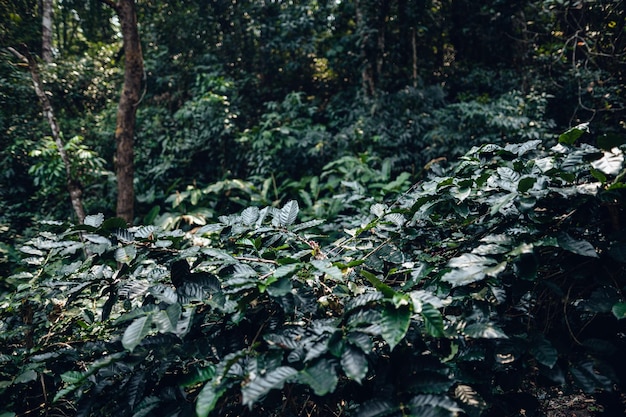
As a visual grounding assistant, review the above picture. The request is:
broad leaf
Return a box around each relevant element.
[591,148,624,176]
[421,303,445,337]
[558,122,589,144]
[442,254,499,287]
[277,200,299,226]
[380,304,411,350]
[530,335,558,368]
[240,206,260,225]
[241,366,298,406]
[298,358,338,396]
[341,344,368,383]
[84,213,104,228]
[612,302,626,320]
[115,245,137,264]
[353,400,398,417]
[196,383,227,417]
[463,322,508,339]
[557,233,598,258]
[122,316,153,351]
[311,259,343,280]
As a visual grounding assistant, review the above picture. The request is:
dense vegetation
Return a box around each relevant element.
[1,0,625,416]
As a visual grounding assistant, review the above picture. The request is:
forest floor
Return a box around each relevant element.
[538,387,626,416]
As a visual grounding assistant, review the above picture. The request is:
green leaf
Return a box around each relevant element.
[180,365,216,387]
[517,176,536,193]
[273,264,298,278]
[530,335,558,368]
[311,259,343,281]
[612,302,626,320]
[122,315,153,351]
[558,123,589,144]
[380,304,411,350]
[421,303,445,337]
[241,366,298,407]
[361,270,396,298]
[298,358,338,396]
[101,217,128,231]
[277,200,299,226]
[489,192,517,216]
[115,245,137,264]
[13,369,37,384]
[557,233,598,258]
[195,383,227,417]
[341,345,368,383]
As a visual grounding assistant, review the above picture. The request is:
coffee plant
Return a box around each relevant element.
[2,125,626,416]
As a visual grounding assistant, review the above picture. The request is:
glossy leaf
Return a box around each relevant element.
[341,344,368,383]
[298,358,338,396]
[277,200,299,226]
[122,316,153,351]
[557,233,598,258]
[380,304,411,350]
[241,366,298,406]
[196,384,227,417]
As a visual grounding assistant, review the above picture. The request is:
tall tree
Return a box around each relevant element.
[41,0,53,63]
[100,0,144,224]
[8,46,85,223]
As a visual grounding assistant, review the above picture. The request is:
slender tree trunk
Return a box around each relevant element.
[9,46,86,223]
[101,0,144,224]
[42,0,53,63]
[356,0,376,97]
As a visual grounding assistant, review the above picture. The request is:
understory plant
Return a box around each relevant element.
[2,125,626,416]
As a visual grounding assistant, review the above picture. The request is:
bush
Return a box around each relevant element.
[2,126,626,416]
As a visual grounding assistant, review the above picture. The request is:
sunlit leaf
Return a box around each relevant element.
[84,213,104,228]
[591,148,624,176]
[277,200,299,226]
[463,322,508,339]
[115,245,137,264]
[196,383,227,417]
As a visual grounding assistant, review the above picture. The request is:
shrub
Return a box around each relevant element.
[2,125,626,416]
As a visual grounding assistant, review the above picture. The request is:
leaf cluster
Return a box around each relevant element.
[3,126,626,416]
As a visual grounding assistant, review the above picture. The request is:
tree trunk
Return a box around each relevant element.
[9,46,85,223]
[355,0,376,97]
[42,0,53,63]
[101,0,144,224]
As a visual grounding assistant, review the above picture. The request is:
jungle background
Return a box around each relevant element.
[1,1,626,416]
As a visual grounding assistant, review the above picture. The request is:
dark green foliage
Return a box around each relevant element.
[1,1,626,414]
[3,126,626,416]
